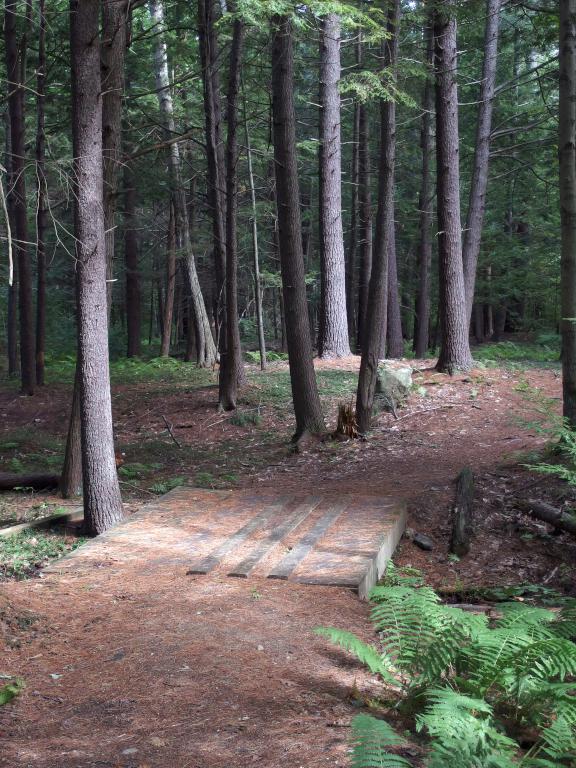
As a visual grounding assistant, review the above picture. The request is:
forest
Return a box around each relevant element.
[1,0,576,766]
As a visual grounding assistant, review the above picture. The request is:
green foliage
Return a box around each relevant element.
[244,350,288,363]
[316,568,576,767]
[350,714,411,768]
[0,678,25,706]
[229,410,262,427]
[473,341,560,368]
[149,476,185,495]
[0,530,85,580]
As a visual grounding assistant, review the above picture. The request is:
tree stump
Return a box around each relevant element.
[450,468,474,556]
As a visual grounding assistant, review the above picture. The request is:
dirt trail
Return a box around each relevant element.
[1,359,574,767]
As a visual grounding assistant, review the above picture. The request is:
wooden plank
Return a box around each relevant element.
[185,497,289,575]
[267,501,347,581]
[227,496,321,578]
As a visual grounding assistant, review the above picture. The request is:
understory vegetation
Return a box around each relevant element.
[317,565,576,767]
[0,529,85,580]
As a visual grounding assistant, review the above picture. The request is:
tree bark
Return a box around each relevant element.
[148,0,216,367]
[219,6,245,409]
[102,0,129,313]
[434,1,473,374]
[356,98,372,353]
[198,0,226,339]
[318,13,350,359]
[35,0,47,386]
[70,0,124,535]
[124,143,141,357]
[4,105,18,377]
[160,201,176,357]
[560,0,576,426]
[386,208,404,358]
[271,16,325,440]
[462,0,502,323]
[413,14,434,359]
[355,0,400,434]
[60,363,83,498]
[244,86,266,370]
[5,0,35,395]
[347,98,360,344]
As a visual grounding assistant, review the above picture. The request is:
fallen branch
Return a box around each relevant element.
[0,472,60,491]
[162,415,182,449]
[516,499,576,536]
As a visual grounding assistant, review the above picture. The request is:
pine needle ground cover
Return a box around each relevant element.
[317,566,576,767]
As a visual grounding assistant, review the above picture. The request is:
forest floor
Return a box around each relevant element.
[1,346,575,766]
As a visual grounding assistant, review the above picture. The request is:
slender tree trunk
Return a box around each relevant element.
[35,0,47,386]
[198,0,226,338]
[560,1,576,426]
[413,13,434,359]
[318,13,350,359]
[70,0,123,534]
[244,86,266,370]
[160,201,177,356]
[355,0,400,433]
[60,364,83,498]
[5,0,35,394]
[149,0,216,367]
[124,147,141,357]
[347,98,360,343]
[271,16,325,440]
[219,6,245,409]
[356,99,372,353]
[4,106,18,377]
[102,0,129,313]
[462,0,502,322]
[386,207,404,358]
[434,0,473,374]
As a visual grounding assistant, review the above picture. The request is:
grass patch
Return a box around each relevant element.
[0,529,86,580]
[474,339,560,368]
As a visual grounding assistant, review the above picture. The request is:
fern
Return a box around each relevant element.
[315,567,576,767]
[314,628,395,681]
[350,714,411,768]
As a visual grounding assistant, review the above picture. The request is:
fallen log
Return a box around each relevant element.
[450,468,474,556]
[0,472,60,491]
[516,499,576,536]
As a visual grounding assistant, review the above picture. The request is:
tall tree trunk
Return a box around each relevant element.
[462,0,502,322]
[219,6,245,409]
[35,0,47,386]
[271,16,325,440]
[434,0,473,374]
[124,145,141,357]
[102,0,129,313]
[160,201,176,356]
[560,0,576,426]
[70,0,123,534]
[244,86,266,370]
[5,0,35,394]
[4,106,18,377]
[413,13,434,359]
[60,364,83,498]
[355,0,400,433]
[347,98,360,343]
[386,208,403,358]
[148,0,216,367]
[356,98,372,353]
[198,0,226,338]
[318,13,350,359]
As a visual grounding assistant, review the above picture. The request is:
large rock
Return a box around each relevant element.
[375,362,413,413]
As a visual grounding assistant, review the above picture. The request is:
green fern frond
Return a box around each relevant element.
[314,627,395,681]
[350,714,412,768]
[417,688,517,768]
[536,714,576,761]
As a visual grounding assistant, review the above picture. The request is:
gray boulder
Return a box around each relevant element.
[375,362,413,413]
